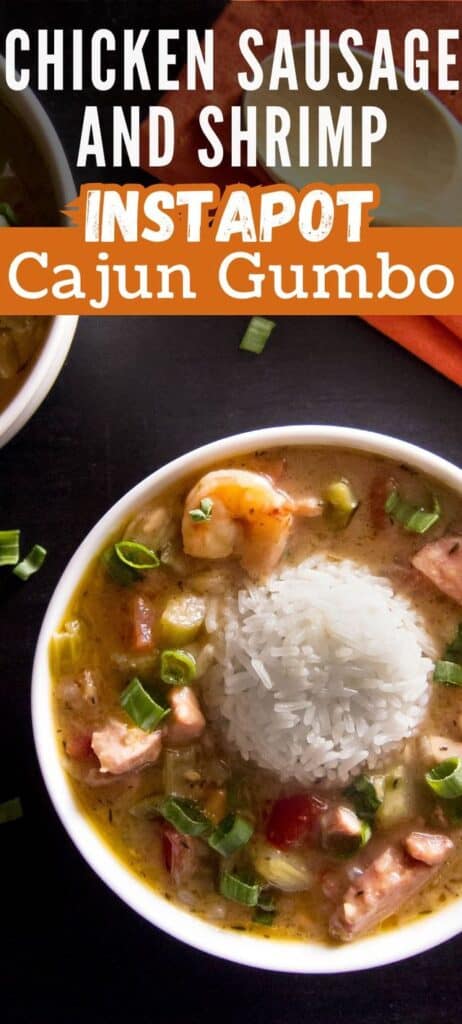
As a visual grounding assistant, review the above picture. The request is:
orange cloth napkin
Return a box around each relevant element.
[142,1,462,386]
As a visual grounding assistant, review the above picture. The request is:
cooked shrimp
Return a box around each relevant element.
[182,469,319,577]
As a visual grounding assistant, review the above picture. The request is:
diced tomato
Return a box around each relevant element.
[130,594,155,650]
[161,823,199,885]
[266,793,327,849]
[65,731,94,761]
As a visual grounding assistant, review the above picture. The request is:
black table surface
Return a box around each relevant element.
[2,4,462,1022]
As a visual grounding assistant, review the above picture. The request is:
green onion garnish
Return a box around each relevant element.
[385,490,440,534]
[189,498,213,523]
[240,316,276,355]
[120,677,170,732]
[208,813,254,856]
[425,758,462,799]
[444,623,462,664]
[50,620,82,674]
[0,529,20,566]
[0,797,23,824]
[433,661,462,686]
[344,775,383,820]
[0,202,18,226]
[129,796,163,820]
[253,907,276,925]
[114,540,160,570]
[156,796,211,837]
[219,869,261,906]
[12,544,47,580]
[102,545,141,585]
[253,890,276,924]
[160,649,197,686]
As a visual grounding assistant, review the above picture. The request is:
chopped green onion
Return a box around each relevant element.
[0,529,20,566]
[51,619,83,674]
[441,797,462,824]
[385,490,440,534]
[208,813,254,856]
[0,797,23,824]
[0,202,18,226]
[444,623,462,664]
[114,540,160,570]
[253,907,276,926]
[219,869,261,906]
[156,796,211,837]
[120,677,170,731]
[240,316,276,355]
[160,649,197,686]
[425,758,462,799]
[433,661,462,686]
[344,774,383,820]
[12,544,47,580]
[129,796,163,820]
[189,498,213,523]
[325,479,359,530]
[253,890,276,924]
[102,544,141,585]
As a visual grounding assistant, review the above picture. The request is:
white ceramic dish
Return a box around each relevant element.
[245,43,462,226]
[0,56,78,447]
[32,426,462,973]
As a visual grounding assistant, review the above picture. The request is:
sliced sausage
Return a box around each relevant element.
[91,718,162,774]
[404,831,454,866]
[412,535,462,605]
[329,842,449,942]
[162,823,201,885]
[166,686,206,746]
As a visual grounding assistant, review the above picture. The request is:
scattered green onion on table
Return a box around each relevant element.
[0,797,23,824]
[13,544,47,580]
[0,530,20,566]
[239,316,276,355]
[0,530,46,580]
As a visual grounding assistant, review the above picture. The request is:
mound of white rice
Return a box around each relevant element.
[205,556,433,785]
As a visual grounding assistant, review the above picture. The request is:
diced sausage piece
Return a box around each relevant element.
[65,731,94,761]
[91,718,162,774]
[322,806,362,842]
[404,831,454,866]
[412,536,462,605]
[369,476,394,531]
[162,823,201,885]
[329,844,447,942]
[420,734,462,765]
[130,595,155,651]
[166,686,206,746]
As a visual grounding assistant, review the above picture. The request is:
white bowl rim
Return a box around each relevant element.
[245,40,462,203]
[32,425,462,973]
[0,55,78,446]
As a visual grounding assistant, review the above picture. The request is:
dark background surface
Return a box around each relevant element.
[2,3,462,1023]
